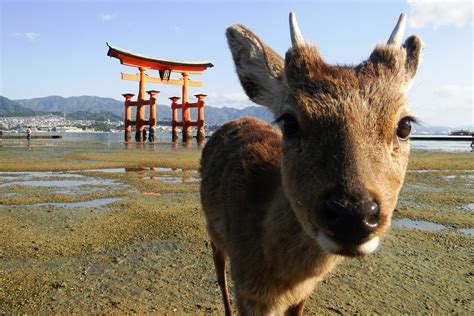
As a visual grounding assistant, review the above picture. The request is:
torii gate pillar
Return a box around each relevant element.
[122,93,135,142]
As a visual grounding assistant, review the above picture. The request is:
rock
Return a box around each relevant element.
[112,256,125,264]
[51,282,66,289]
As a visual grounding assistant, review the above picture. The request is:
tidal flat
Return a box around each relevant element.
[0,140,472,314]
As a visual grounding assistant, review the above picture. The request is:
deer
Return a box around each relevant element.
[200,12,422,315]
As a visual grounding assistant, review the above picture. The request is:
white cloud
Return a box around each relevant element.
[407,0,473,29]
[412,84,473,127]
[205,91,255,109]
[9,32,40,42]
[100,13,114,22]
[25,32,40,42]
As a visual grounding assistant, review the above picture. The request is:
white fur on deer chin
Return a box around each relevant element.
[316,232,380,256]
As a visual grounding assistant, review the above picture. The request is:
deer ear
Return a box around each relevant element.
[402,35,423,80]
[226,25,285,111]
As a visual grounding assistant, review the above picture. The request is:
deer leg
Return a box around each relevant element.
[211,242,232,316]
[285,299,306,316]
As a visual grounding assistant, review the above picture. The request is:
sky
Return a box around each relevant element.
[1,0,472,128]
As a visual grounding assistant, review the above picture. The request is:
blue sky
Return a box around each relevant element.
[1,0,472,127]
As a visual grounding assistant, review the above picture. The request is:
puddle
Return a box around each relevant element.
[392,218,473,237]
[0,171,127,196]
[444,175,474,180]
[81,168,126,173]
[458,228,474,236]
[407,169,473,173]
[0,171,84,179]
[83,166,198,174]
[35,197,121,208]
[81,167,200,184]
[0,192,21,198]
[465,203,474,211]
[155,175,200,184]
[0,179,117,188]
[392,218,446,231]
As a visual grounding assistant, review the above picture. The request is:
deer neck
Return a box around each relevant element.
[263,187,342,280]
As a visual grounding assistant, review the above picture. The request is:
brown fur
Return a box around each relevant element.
[201,16,422,315]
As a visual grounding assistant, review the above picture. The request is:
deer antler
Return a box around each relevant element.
[290,12,304,47]
[387,13,407,46]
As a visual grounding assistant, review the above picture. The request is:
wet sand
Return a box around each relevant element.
[0,142,472,314]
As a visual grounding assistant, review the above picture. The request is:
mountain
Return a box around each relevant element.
[0,96,43,117]
[411,123,473,135]
[205,106,273,125]
[15,96,124,117]
[12,95,274,125]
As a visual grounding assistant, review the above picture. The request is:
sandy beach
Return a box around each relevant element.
[0,141,472,314]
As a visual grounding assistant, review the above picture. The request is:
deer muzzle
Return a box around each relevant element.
[315,190,382,256]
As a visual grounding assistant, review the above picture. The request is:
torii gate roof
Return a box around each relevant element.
[106,43,214,73]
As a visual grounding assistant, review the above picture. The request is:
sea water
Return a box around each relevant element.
[17,132,474,153]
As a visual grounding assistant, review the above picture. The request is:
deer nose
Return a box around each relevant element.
[321,198,380,244]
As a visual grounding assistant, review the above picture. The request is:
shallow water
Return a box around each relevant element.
[410,140,472,152]
[406,169,473,173]
[392,218,446,231]
[0,179,117,188]
[35,197,122,208]
[83,167,199,174]
[0,171,118,186]
[82,167,200,184]
[458,228,474,236]
[0,171,127,201]
[155,175,200,184]
[392,218,473,236]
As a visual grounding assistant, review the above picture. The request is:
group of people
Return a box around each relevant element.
[142,126,156,142]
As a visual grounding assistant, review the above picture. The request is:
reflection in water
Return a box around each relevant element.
[0,171,121,196]
[122,139,204,152]
[185,140,193,149]
[123,166,199,184]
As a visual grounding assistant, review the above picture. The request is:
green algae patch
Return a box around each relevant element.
[64,151,201,170]
[409,151,474,170]
[312,229,472,314]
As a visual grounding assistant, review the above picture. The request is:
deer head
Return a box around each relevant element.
[226,13,423,256]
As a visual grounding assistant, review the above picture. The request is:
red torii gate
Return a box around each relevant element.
[106,43,213,142]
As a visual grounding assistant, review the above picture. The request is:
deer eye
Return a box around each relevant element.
[396,116,415,141]
[276,114,299,138]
